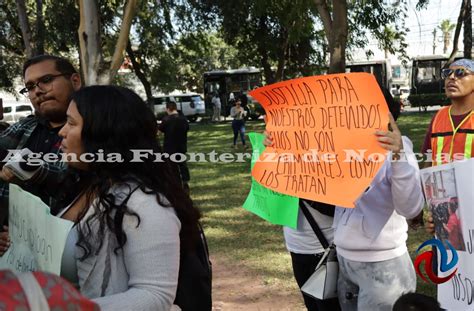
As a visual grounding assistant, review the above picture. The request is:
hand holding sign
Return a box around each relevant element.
[0,226,10,256]
[250,73,390,208]
[0,185,73,274]
[425,212,435,234]
[375,113,403,159]
[263,131,273,147]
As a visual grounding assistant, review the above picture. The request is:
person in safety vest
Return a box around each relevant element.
[422,58,474,234]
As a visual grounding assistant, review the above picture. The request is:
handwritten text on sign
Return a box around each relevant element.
[0,185,73,274]
[250,73,389,207]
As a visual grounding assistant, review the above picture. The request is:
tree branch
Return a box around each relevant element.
[275,26,290,81]
[446,0,468,65]
[126,40,152,100]
[330,0,348,73]
[256,15,275,83]
[78,0,102,85]
[109,0,138,83]
[463,0,472,58]
[15,0,34,58]
[313,0,333,41]
[1,3,23,38]
[35,0,45,55]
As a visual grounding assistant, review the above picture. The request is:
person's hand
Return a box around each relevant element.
[262,116,274,147]
[0,166,16,182]
[263,131,273,147]
[425,212,435,235]
[0,226,10,256]
[408,211,424,230]
[375,113,403,159]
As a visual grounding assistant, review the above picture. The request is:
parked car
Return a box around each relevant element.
[149,93,206,122]
[1,103,34,124]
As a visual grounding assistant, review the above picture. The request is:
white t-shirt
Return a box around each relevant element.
[283,201,335,254]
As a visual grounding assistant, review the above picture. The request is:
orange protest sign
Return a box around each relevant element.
[249,73,390,208]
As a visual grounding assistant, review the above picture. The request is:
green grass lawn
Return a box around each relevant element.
[187,111,437,295]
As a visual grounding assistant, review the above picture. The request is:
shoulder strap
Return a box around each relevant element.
[14,272,50,311]
[299,200,330,249]
[198,222,211,270]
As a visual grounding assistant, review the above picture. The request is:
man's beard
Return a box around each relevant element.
[35,100,67,124]
[41,108,67,123]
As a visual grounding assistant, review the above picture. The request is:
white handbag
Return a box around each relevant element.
[301,245,338,300]
[299,200,339,300]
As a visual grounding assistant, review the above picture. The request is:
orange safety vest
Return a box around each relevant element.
[430,106,474,166]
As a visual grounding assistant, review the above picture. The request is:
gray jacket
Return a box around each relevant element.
[76,186,181,311]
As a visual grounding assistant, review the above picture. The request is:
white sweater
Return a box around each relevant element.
[333,136,424,262]
[73,186,181,311]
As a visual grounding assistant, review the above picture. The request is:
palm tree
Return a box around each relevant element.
[377,26,399,59]
[438,19,456,54]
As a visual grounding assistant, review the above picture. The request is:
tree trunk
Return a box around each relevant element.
[314,0,348,74]
[78,0,102,85]
[15,0,34,58]
[446,0,468,65]
[126,40,152,100]
[275,27,290,82]
[432,28,437,54]
[443,36,449,54]
[463,0,472,59]
[108,0,139,83]
[35,0,44,55]
[257,16,275,84]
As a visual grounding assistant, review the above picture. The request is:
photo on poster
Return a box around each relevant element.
[422,168,465,251]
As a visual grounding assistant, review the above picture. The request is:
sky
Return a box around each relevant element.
[353,0,466,63]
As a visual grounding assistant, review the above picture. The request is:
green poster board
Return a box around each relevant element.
[243,132,299,228]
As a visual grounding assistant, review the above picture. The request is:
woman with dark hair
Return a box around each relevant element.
[57,85,201,310]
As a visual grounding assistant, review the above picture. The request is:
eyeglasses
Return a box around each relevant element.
[19,73,71,96]
[441,68,474,79]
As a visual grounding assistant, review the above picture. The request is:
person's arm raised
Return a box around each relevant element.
[376,114,424,219]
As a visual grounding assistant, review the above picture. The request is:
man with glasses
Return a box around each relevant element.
[0,55,81,234]
[418,58,474,235]
[421,58,474,166]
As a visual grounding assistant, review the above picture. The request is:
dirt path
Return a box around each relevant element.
[211,255,306,311]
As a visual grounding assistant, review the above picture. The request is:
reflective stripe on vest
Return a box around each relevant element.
[436,136,444,165]
[430,106,474,165]
[466,134,473,158]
